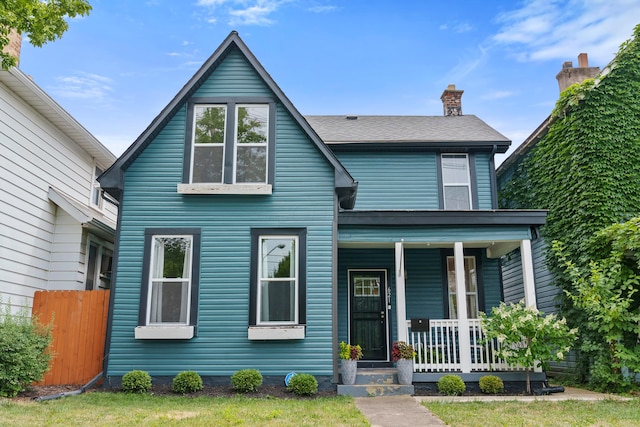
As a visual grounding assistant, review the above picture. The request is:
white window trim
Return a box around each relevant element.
[135,325,194,339]
[145,235,193,327]
[256,235,299,326]
[441,153,472,210]
[447,255,479,318]
[177,183,272,194]
[247,325,305,340]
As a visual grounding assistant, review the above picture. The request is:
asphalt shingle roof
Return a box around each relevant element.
[304,115,510,144]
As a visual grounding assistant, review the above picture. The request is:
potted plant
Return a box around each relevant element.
[392,341,416,385]
[339,341,362,385]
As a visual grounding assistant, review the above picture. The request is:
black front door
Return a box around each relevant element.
[349,270,389,362]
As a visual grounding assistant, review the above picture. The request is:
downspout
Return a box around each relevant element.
[490,144,499,209]
[33,372,103,402]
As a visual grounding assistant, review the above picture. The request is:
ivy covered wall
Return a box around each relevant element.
[500,23,640,271]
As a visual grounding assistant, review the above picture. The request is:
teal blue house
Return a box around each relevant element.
[100,32,546,389]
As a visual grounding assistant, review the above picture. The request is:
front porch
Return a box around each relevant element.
[407,318,537,375]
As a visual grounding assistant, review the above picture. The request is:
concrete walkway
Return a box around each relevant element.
[354,387,633,427]
[354,395,446,427]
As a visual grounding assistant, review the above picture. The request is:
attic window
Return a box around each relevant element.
[179,98,276,195]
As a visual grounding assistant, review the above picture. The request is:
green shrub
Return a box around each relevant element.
[172,371,203,394]
[0,304,53,397]
[121,370,152,393]
[230,369,263,393]
[437,374,466,396]
[479,375,504,394]
[287,373,318,396]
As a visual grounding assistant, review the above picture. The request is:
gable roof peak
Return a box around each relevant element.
[99,31,356,207]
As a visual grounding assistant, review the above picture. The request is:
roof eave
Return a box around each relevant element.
[1,67,115,167]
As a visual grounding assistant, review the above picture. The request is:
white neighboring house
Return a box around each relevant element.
[0,63,117,315]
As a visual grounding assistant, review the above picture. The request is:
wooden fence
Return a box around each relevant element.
[32,290,110,385]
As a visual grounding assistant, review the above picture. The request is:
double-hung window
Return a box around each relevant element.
[446,256,479,318]
[441,154,472,209]
[249,228,306,340]
[135,228,201,339]
[180,98,275,194]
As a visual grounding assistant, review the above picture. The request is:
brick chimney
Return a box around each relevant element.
[556,53,600,92]
[440,84,464,116]
[2,29,22,66]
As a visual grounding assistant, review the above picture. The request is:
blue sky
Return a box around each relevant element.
[18,0,640,164]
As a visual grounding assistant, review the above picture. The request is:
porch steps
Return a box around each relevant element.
[337,368,415,397]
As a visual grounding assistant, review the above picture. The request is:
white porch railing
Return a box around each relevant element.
[407,319,525,373]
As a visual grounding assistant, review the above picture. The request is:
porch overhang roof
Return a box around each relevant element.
[337,209,547,226]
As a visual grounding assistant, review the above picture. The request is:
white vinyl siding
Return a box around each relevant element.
[0,71,117,314]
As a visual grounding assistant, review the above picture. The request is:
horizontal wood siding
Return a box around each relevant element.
[501,248,525,303]
[334,151,439,210]
[482,256,501,310]
[405,249,444,320]
[501,238,558,313]
[474,153,493,209]
[108,51,336,378]
[532,238,559,314]
[0,81,116,314]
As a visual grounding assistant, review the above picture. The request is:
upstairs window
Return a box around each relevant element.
[91,166,103,208]
[185,100,274,193]
[192,105,226,183]
[441,154,471,209]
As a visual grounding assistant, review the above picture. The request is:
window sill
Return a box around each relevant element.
[248,325,305,340]
[134,325,194,340]
[177,183,272,195]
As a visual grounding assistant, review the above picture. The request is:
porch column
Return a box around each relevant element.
[454,241,472,373]
[395,241,407,343]
[520,239,538,308]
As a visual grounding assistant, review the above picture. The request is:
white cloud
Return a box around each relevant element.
[440,22,473,33]
[229,3,278,26]
[50,73,114,104]
[308,5,337,13]
[493,0,640,65]
[481,90,516,100]
[196,0,232,6]
[195,0,290,26]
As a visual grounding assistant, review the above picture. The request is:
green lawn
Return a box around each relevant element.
[424,400,640,427]
[0,392,368,427]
